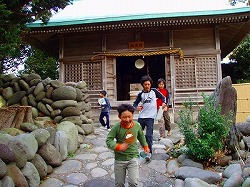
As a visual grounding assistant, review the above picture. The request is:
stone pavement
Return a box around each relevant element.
[39,123,182,187]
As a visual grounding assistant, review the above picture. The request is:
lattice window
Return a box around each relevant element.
[175,56,217,89]
[175,58,196,88]
[196,57,217,87]
[64,61,102,90]
[82,61,102,90]
[64,64,82,82]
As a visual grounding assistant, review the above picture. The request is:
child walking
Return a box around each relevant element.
[98,90,111,130]
[106,104,150,187]
[133,75,167,160]
[157,78,171,138]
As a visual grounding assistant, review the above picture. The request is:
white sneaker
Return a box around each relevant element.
[107,128,111,131]
[100,126,106,129]
[145,153,152,162]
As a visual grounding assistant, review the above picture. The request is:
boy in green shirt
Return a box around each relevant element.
[106,104,150,187]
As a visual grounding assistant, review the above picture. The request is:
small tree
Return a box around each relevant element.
[229,35,250,83]
[178,94,232,162]
[19,48,59,80]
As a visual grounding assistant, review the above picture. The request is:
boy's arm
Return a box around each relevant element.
[106,125,128,151]
[152,88,167,105]
[104,98,112,110]
[132,92,142,109]
[106,127,118,150]
[99,98,107,108]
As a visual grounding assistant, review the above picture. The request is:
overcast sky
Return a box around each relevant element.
[50,0,246,21]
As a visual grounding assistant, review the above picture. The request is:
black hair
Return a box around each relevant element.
[157,78,166,86]
[99,90,107,96]
[117,104,135,116]
[140,75,153,86]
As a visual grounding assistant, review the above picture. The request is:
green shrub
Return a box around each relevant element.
[177,94,232,161]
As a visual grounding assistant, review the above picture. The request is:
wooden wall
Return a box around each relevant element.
[106,32,134,50]
[173,28,216,56]
[64,34,102,57]
[106,31,169,50]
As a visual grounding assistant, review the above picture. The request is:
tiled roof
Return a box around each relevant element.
[27,6,250,28]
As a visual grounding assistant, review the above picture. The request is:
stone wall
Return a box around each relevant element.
[0,73,93,131]
[0,73,94,186]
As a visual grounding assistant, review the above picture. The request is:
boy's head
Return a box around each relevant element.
[117,104,134,124]
[99,90,107,97]
[140,75,153,92]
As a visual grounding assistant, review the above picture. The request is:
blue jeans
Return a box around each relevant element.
[138,118,154,154]
[99,112,110,129]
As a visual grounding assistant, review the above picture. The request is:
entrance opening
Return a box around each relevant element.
[116,55,165,101]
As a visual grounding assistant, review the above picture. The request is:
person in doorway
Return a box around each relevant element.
[133,75,167,161]
[98,90,111,130]
[106,104,150,187]
[156,78,171,139]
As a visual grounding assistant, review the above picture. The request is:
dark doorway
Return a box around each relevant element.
[116,55,165,101]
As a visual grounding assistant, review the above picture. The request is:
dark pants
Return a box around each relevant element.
[99,112,110,129]
[138,118,154,154]
[159,110,171,137]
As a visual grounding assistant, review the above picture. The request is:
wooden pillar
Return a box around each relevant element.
[102,35,106,91]
[215,26,222,82]
[59,36,65,82]
[169,30,175,114]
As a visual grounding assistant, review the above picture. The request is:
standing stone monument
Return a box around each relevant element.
[210,76,242,153]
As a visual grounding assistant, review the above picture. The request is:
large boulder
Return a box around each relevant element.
[31,129,50,147]
[23,73,41,83]
[18,80,30,91]
[54,131,68,160]
[21,162,40,187]
[50,80,65,88]
[223,173,244,187]
[6,164,29,187]
[51,100,77,110]
[175,166,221,184]
[29,79,41,86]
[7,91,26,106]
[0,144,16,164]
[8,139,30,168]
[15,134,38,161]
[20,122,38,132]
[222,163,242,178]
[61,116,82,126]
[52,86,77,101]
[81,124,94,135]
[37,143,62,167]
[1,176,15,187]
[34,82,44,96]
[2,87,14,100]
[3,74,16,82]
[37,102,50,116]
[210,76,237,124]
[57,121,78,153]
[30,154,48,180]
[61,107,81,117]
[236,122,250,136]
